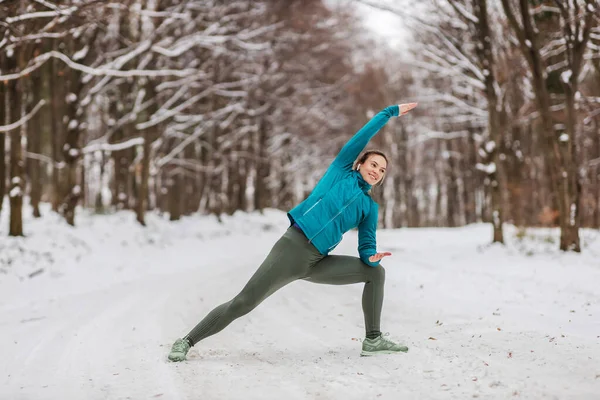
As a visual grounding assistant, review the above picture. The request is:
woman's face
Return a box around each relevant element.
[358,154,387,185]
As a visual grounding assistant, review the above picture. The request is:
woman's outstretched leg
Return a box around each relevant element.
[168,227,323,361]
[304,255,407,355]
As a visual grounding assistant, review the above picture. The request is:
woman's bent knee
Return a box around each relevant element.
[370,264,385,282]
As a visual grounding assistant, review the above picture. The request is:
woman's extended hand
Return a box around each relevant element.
[399,103,418,115]
[369,252,392,263]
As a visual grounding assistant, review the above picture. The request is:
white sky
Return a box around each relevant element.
[327,0,413,50]
[358,3,410,48]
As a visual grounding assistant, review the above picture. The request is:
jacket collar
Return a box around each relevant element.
[354,170,372,193]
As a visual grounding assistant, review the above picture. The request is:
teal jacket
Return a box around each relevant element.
[287,105,400,267]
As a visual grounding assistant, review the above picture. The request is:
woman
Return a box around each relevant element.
[168,103,418,361]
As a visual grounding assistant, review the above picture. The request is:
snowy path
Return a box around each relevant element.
[1,209,599,399]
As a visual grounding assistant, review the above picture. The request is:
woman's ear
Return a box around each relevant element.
[356,164,361,171]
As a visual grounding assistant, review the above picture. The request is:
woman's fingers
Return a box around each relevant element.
[369,252,393,262]
[400,102,418,115]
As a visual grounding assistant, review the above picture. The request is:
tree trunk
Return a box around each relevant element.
[560,79,582,250]
[446,140,459,227]
[168,171,182,221]
[8,57,23,236]
[95,151,106,213]
[136,133,151,225]
[463,128,478,224]
[61,89,82,226]
[0,54,6,216]
[29,66,43,218]
[595,121,600,229]
[475,0,504,243]
[434,140,444,226]
[254,117,270,212]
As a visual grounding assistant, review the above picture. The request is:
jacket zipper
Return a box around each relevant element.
[308,191,362,243]
[302,198,322,216]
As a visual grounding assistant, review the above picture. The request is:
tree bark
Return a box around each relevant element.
[475,0,504,243]
[8,55,23,236]
[0,55,6,216]
[29,64,43,218]
[51,45,65,213]
[136,133,151,225]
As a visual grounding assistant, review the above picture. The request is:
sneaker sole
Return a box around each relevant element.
[168,354,186,362]
[360,348,408,356]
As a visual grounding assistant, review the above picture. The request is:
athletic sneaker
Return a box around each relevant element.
[361,333,408,356]
[168,338,191,362]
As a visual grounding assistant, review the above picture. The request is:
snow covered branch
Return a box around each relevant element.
[0,51,196,81]
[82,137,145,154]
[24,151,64,168]
[0,100,46,133]
[5,7,77,23]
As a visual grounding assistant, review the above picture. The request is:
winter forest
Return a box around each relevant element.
[1,0,599,252]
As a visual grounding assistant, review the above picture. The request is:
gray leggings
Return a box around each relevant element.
[186,226,385,345]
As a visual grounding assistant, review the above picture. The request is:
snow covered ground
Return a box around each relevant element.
[1,204,599,400]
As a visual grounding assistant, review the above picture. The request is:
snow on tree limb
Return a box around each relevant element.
[5,7,77,23]
[0,100,46,133]
[82,137,144,154]
[135,87,214,130]
[447,0,479,24]
[0,50,196,81]
[24,151,64,168]
[32,0,63,11]
[156,125,208,169]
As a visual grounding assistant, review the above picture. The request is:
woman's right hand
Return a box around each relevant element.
[369,252,392,263]
[399,103,418,115]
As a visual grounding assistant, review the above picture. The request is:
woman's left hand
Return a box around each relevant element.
[369,252,392,263]
[399,102,418,115]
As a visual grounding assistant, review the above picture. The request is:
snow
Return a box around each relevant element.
[562,70,572,84]
[492,210,500,227]
[73,45,89,61]
[8,186,22,198]
[1,204,599,399]
[476,162,496,174]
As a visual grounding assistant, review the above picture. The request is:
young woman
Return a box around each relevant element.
[168,103,418,361]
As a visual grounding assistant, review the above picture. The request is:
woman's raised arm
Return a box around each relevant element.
[332,103,417,170]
